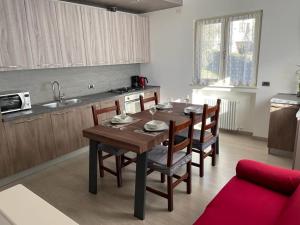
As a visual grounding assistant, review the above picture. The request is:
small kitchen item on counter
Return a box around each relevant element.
[131,76,140,89]
[184,106,202,115]
[144,120,168,132]
[0,90,31,114]
[139,76,148,89]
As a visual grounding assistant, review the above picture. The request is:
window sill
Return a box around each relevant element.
[190,84,257,93]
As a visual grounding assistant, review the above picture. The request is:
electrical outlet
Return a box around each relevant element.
[88,84,95,89]
[262,81,270,87]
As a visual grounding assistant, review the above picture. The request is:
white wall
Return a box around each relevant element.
[141,0,300,138]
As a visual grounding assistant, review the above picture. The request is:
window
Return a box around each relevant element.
[194,11,262,87]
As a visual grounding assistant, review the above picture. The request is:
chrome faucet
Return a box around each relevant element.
[51,81,65,103]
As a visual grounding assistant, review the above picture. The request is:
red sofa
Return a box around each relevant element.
[194,160,300,225]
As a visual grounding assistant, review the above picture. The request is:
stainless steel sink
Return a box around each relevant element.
[42,98,81,108]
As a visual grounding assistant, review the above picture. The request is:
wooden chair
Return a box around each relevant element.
[175,99,221,177]
[91,100,133,187]
[139,92,159,111]
[146,113,195,211]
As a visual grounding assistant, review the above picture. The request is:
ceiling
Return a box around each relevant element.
[61,0,183,13]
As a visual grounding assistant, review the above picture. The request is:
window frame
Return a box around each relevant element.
[193,10,263,88]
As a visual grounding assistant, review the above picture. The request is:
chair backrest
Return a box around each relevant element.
[200,99,221,144]
[139,92,158,111]
[91,100,121,126]
[167,113,195,167]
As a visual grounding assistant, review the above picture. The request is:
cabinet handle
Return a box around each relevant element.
[52,110,74,115]
[0,66,19,69]
[52,111,66,115]
[71,63,84,66]
[13,116,43,124]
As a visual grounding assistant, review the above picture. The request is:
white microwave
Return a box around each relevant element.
[0,90,32,114]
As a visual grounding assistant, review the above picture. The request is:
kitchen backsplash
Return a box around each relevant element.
[0,64,140,104]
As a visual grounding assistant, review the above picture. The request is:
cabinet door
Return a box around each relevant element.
[131,15,150,64]
[25,0,63,68]
[54,1,86,67]
[51,108,83,156]
[4,114,55,173]
[81,6,110,66]
[79,104,94,146]
[118,12,134,64]
[107,11,123,64]
[268,104,299,152]
[131,14,143,63]
[141,16,150,63]
[0,0,33,71]
[0,121,13,178]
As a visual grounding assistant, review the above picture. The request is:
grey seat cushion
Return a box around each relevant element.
[98,143,126,156]
[148,145,192,176]
[175,129,217,151]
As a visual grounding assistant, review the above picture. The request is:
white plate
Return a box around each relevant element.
[144,120,169,132]
[156,103,173,110]
[184,106,202,115]
[111,115,134,124]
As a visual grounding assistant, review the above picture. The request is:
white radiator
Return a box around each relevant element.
[203,98,239,131]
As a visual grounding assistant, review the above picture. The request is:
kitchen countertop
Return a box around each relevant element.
[270,93,300,119]
[1,86,160,122]
[271,93,300,105]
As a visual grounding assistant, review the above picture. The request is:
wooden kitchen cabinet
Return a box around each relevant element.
[25,0,63,69]
[54,1,86,67]
[81,6,110,66]
[4,114,56,173]
[0,119,13,178]
[79,104,94,145]
[0,0,33,71]
[131,15,150,63]
[268,103,299,154]
[50,108,83,156]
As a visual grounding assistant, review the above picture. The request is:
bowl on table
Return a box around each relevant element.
[156,102,173,110]
[111,115,134,124]
[184,106,202,115]
[144,120,169,132]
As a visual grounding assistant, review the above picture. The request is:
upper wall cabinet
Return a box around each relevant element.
[132,15,150,63]
[25,0,63,69]
[0,0,150,71]
[0,0,33,71]
[54,1,87,67]
[81,6,110,66]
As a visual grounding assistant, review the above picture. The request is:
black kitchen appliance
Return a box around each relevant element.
[131,76,140,89]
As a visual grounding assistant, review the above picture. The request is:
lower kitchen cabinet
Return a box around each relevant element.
[268,103,300,153]
[50,108,83,156]
[3,114,55,173]
[79,104,94,145]
[0,119,13,178]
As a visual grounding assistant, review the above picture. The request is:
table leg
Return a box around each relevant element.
[89,140,98,194]
[134,152,148,220]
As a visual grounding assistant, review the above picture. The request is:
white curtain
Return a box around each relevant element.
[225,12,262,87]
[194,11,262,87]
[194,18,225,85]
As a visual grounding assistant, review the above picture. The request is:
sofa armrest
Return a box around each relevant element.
[236,160,300,195]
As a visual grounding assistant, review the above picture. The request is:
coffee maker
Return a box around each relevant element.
[131,76,140,89]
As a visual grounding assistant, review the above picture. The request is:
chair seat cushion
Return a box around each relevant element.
[193,177,289,225]
[175,129,217,150]
[148,145,192,176]
[98,143,126,156]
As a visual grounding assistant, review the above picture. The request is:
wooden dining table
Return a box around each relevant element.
[82,102,209,220]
